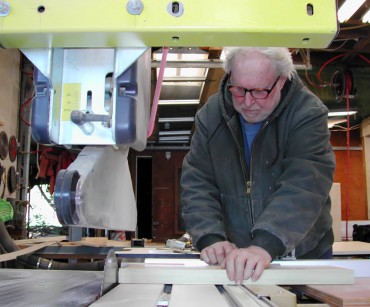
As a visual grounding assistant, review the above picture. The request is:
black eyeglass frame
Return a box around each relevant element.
[227,73,281,100]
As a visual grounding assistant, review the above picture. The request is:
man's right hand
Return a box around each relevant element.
[200,241,236,265]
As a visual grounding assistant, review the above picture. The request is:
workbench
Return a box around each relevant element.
[90,280,370,307]
[3,240,370,306]
[1,259,369,306]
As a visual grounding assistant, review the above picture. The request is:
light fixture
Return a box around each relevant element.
[362,9,370,23]
[159,136,190,141]
[337,0,365,23]
[158,99,199,105]
[328,110,357,117]
[328,118,347,128]
[158,117,195,123]
[159,130,191,136]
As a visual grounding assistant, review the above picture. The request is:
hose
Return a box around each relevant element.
[0,221,106,270]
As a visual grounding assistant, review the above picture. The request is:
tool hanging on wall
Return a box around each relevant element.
[8,136,17,163]
[37,146,77,194]
[0,131,8,160]
[332,68,355,102]
[0,163,5,198]
[7,166,17,195]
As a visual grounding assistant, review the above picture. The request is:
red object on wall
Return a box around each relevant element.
[38,146,77,194]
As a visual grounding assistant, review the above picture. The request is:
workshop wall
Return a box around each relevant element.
[331,130,367,220]
[129,149,187,242]
[0,49,20,200]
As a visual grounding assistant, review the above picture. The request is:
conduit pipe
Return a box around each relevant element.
[147,46,169,137]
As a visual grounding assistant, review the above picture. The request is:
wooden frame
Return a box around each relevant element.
[174,167,185,234]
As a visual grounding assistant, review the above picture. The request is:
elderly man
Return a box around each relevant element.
[181,47,335,283]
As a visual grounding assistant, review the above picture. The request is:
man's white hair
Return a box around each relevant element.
[223,47,295,80]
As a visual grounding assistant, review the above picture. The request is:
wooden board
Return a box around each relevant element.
[170,285,230,307]
[292,277,370,307]
[118,263,354,285]
[0,241,55,262]
[333,241,370,256]
[330,183,342,242]
[14,236,67,244]
[90,284,163,306]
[274,259,370,278]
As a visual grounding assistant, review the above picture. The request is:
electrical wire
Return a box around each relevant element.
[344,75,350,241]
[330,123,361,131]
[339,24,370,31]
[358,54,370,65]
[35,143,40,179]
[19,95,34,126]
[317,53,347,84]
[304,69,325,89]
[323,40,351,52]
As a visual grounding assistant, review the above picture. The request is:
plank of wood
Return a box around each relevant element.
[14,236,66,244]
[169,285,230,307]
[274,259,370,278]
[0,241,56,262]
[118,263,354,285]
[330,183,342,242]
[90,284,163,306]
[292,277,370,307]
[333,241,370,256]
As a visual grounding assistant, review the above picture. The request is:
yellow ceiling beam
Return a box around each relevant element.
[0,0,338,48]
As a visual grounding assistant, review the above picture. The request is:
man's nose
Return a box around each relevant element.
[243,92,256,106]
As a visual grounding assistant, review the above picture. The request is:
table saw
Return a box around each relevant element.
[1,255,370,307]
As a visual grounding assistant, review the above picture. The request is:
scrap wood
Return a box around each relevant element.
[14,236,129,248]
[0,241,55,262]
[14,236,66,245]
[56,237,130,247]
[80,237,129,247]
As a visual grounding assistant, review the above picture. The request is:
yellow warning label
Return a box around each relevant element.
[62,83,81,121]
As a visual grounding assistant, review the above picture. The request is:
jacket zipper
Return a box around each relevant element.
[226,121,249,187]
[226,120,254,227]
[226,118,271,232]
[248,120,269,229]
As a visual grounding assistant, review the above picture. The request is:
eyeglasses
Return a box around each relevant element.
[227,74,280,100]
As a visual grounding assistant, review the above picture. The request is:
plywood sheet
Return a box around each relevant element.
[119,263,354,285]
[293,277,370,307]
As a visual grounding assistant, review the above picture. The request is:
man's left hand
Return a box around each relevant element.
[221,245,272,283]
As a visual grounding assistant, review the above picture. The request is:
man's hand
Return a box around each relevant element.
[200,241,236,265]
[221,245,272,283]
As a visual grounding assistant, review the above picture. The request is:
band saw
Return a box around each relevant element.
[3,1,369,307]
